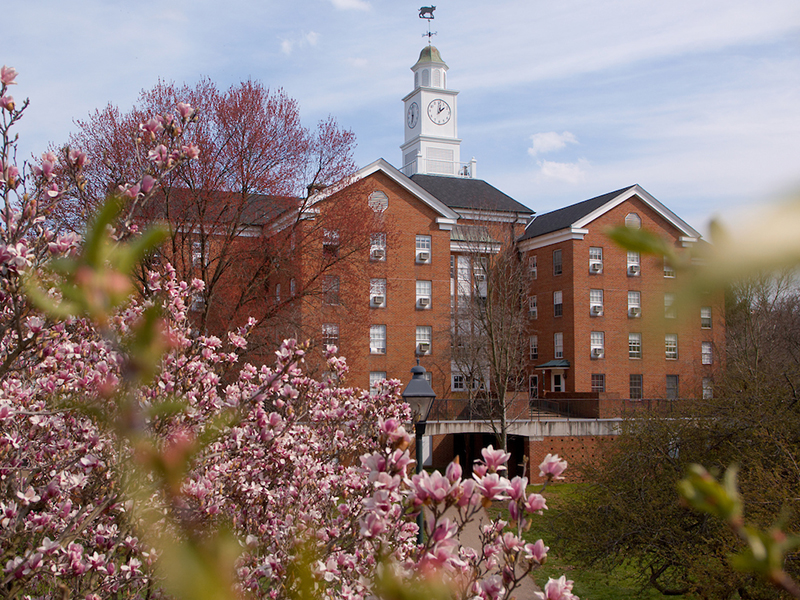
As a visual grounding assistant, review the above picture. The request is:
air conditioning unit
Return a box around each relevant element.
[373,295,385,305]
[628,307,640,317]
[371,248,385,260]
[591,305,603,315]
[628,265,640,276]
[591,348,604,358]
[417,251,430,262]
[590,263,602,273]
[417,342,430,353]
[418,297,430,307]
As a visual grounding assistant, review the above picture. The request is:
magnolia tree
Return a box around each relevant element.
[0,66,577,600]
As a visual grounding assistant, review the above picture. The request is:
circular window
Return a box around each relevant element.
[368,191,388,213]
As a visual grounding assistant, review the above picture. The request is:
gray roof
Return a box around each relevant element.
[519,186,636,241]
[535,360,571,369]
[410,174,533,215]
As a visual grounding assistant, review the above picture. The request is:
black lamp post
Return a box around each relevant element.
[401,361,436,545]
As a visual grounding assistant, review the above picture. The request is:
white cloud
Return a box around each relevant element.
[537,159,590,184]
[330,0,370,10]
[528,131,578,156]
[280,31,320,55]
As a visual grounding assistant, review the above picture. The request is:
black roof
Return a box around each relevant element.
[519,185,637,241]
[410,174,533,215]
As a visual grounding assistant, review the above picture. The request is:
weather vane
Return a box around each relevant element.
[419,6,437,44]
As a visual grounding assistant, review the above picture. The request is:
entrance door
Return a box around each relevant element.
[552,373,563,392]
[529,374,539,399]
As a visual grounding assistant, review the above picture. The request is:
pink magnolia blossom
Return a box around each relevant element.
[535,575,578,600]
[480,444,511,471]
[1,65,17,85]
[0,95,14,111]
[539,453,568,480]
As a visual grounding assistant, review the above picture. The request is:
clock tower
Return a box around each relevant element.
[400,45,464,176]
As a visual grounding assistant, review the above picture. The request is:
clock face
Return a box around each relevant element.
[407,102,419,129]
[427,99,451,125]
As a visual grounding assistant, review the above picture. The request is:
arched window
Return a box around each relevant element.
[422,69,430,87]
[432,69,441,87]
[625,212,641,229]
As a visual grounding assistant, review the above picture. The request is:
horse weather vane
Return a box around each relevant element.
[419,6,437,44]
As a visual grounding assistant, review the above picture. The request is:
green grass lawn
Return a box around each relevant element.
[490,483,668,600]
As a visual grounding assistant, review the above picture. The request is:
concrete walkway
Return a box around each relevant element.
[444,506,542,599]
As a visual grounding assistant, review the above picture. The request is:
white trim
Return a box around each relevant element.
[518,228,589,252]
[572,185,701,239]
[456,208,533,225]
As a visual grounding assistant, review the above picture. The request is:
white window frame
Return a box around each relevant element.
[416,280,432,309]
[416,235,432,263]
[452,373,466,392]
[370,325,386,355]
[554,332,563,359]
[589,247,603,274]
[589,289,603,316]
[665,293,676,319]
[323,229,340,257]
[370,232,387,261]
[702,377,713,399]
[529,334,538,360]
[628,291,641,318]
[627,251,641,276]
[625,212,642,229]
[275,283,281,304]
[529,255,538,279]
[528,295,538,319]
[665,334,678,360]
[664,257,676,278]
[591,373,605,393]
[416,326,432,355]
[702,341,713,365]
[554,290,563,317]
[322,323,339,351]
[629,333,642,359]
[192,240,202,267]
[590,331,604,359]
[553,249,563,276]
[370,278,386,308]
[370,371,387,396]
[701,306,712,329]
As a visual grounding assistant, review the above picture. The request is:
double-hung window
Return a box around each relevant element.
[323,229,340,258]
[591,374,605,393]
[630,374,643,400]
[590,289,603,316]
[589,247,603,273]
[553,249,563,276]
[528,295,538,319]
[370,372,387,396]
[370,233,386,261]
[665,293,676,319]
[323,275,339,305]
[529,335,538,360]
[701,307,712,329]
[416,235,431,263]
[529,255,538,279]
[702,342,713,365]
[370,325,386,354]
[554,332,563,359]
[590,331,604,359]
[416,326,432,355]
[666,375,679,400]
[664,257,676,278]
[370,278,386,307]
[628,291,641,318]
[416,280,432,309]
[554,291,563,317]
[629,333,642,359]
[322,323,339,351]
[627,251,640,276]
[665,334,678,360]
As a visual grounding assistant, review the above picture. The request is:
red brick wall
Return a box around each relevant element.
[526,435,618,483]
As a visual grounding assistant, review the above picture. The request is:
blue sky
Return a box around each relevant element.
[5,0,799,234]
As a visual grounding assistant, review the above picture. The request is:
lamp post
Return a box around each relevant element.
[401,361,436,545]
